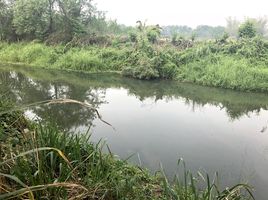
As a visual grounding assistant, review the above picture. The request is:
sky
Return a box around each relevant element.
[95,0,268,27]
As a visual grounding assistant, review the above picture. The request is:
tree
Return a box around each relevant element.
[226,17,240,38]
[0,0,134,42]
[13,0,49,40]
[0,0,17,41]
[238,20,256,38]
[195,25,225,39]
[53,0,102,37]
[252,16,268,37]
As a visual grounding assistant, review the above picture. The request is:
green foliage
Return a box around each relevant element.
[160,61,178,79]
[19,43,58,66]
[147,29,159,44]
[177,54,268,91]
[13,0,48,40]
[1,35,268,90]
[0,0,16,41]
[54,49,104,71]
[122,65,159,80]
[122,53,160,80]
[129,32,138,42]
[170,35,193,49]
[0,95,28,149]
[0,0,138,43]
[217,32,229,44]
[238,20,257,38]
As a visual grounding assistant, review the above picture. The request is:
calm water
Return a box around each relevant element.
[1,65,268,199]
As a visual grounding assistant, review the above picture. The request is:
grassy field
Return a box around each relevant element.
[0,36,268,92]
[0,97,254,200]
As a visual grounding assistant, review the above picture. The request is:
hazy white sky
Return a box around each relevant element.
[96,0,268,27]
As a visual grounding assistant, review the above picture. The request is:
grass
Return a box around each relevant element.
[0,97,255,199]
[0,36,268,91]
[177,55,268,91]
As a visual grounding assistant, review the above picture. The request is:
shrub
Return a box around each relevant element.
[122,65,159,80]
[160,61,178,79]
[147,29,159,44]
[238,20,257,38]
[129,32,138,43]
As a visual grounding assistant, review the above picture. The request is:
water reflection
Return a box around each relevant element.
[1,65,268,199]
[0,68,106,131]
[1,65,268,126]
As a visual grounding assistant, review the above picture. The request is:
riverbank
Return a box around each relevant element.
[0,37,268,92]
[0,97,254,199]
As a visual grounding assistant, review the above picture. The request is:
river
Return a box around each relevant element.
[0,64,268,199]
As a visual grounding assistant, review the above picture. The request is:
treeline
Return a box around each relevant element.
[162,25,225,39]
[1,0,268,44]
[226,16,268,38]
[0,0,133,43]
[162,17,268,40]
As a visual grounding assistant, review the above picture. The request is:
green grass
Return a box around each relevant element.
[177,54,268,91]
[0,98,255,200]
[0,36,268,91]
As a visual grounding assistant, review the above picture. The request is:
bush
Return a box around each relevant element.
[147,29,158,44]
[122,65,159,80]
[160,61,178,79]
[238,20,257,38]
[129,32,137,43]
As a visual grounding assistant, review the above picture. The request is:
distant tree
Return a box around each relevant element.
[195,25,225,39]
[191,32,196,41]
[161,25,192,38]
[171,32,178,44]
[225,17,240,38]
[238,20,256,38]
[252,16,268,37]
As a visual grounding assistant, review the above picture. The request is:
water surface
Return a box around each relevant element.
[1,65,268,199]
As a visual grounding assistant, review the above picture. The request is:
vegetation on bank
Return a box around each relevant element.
[1,32,268,91]
[1,0,268,92]
[0,97,254,199]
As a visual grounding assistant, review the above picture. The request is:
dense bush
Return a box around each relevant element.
[122,53,160,79]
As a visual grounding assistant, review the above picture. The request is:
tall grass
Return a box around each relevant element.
[0,125,254,200]
[0,43,129,72]
[177,54,268,91]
